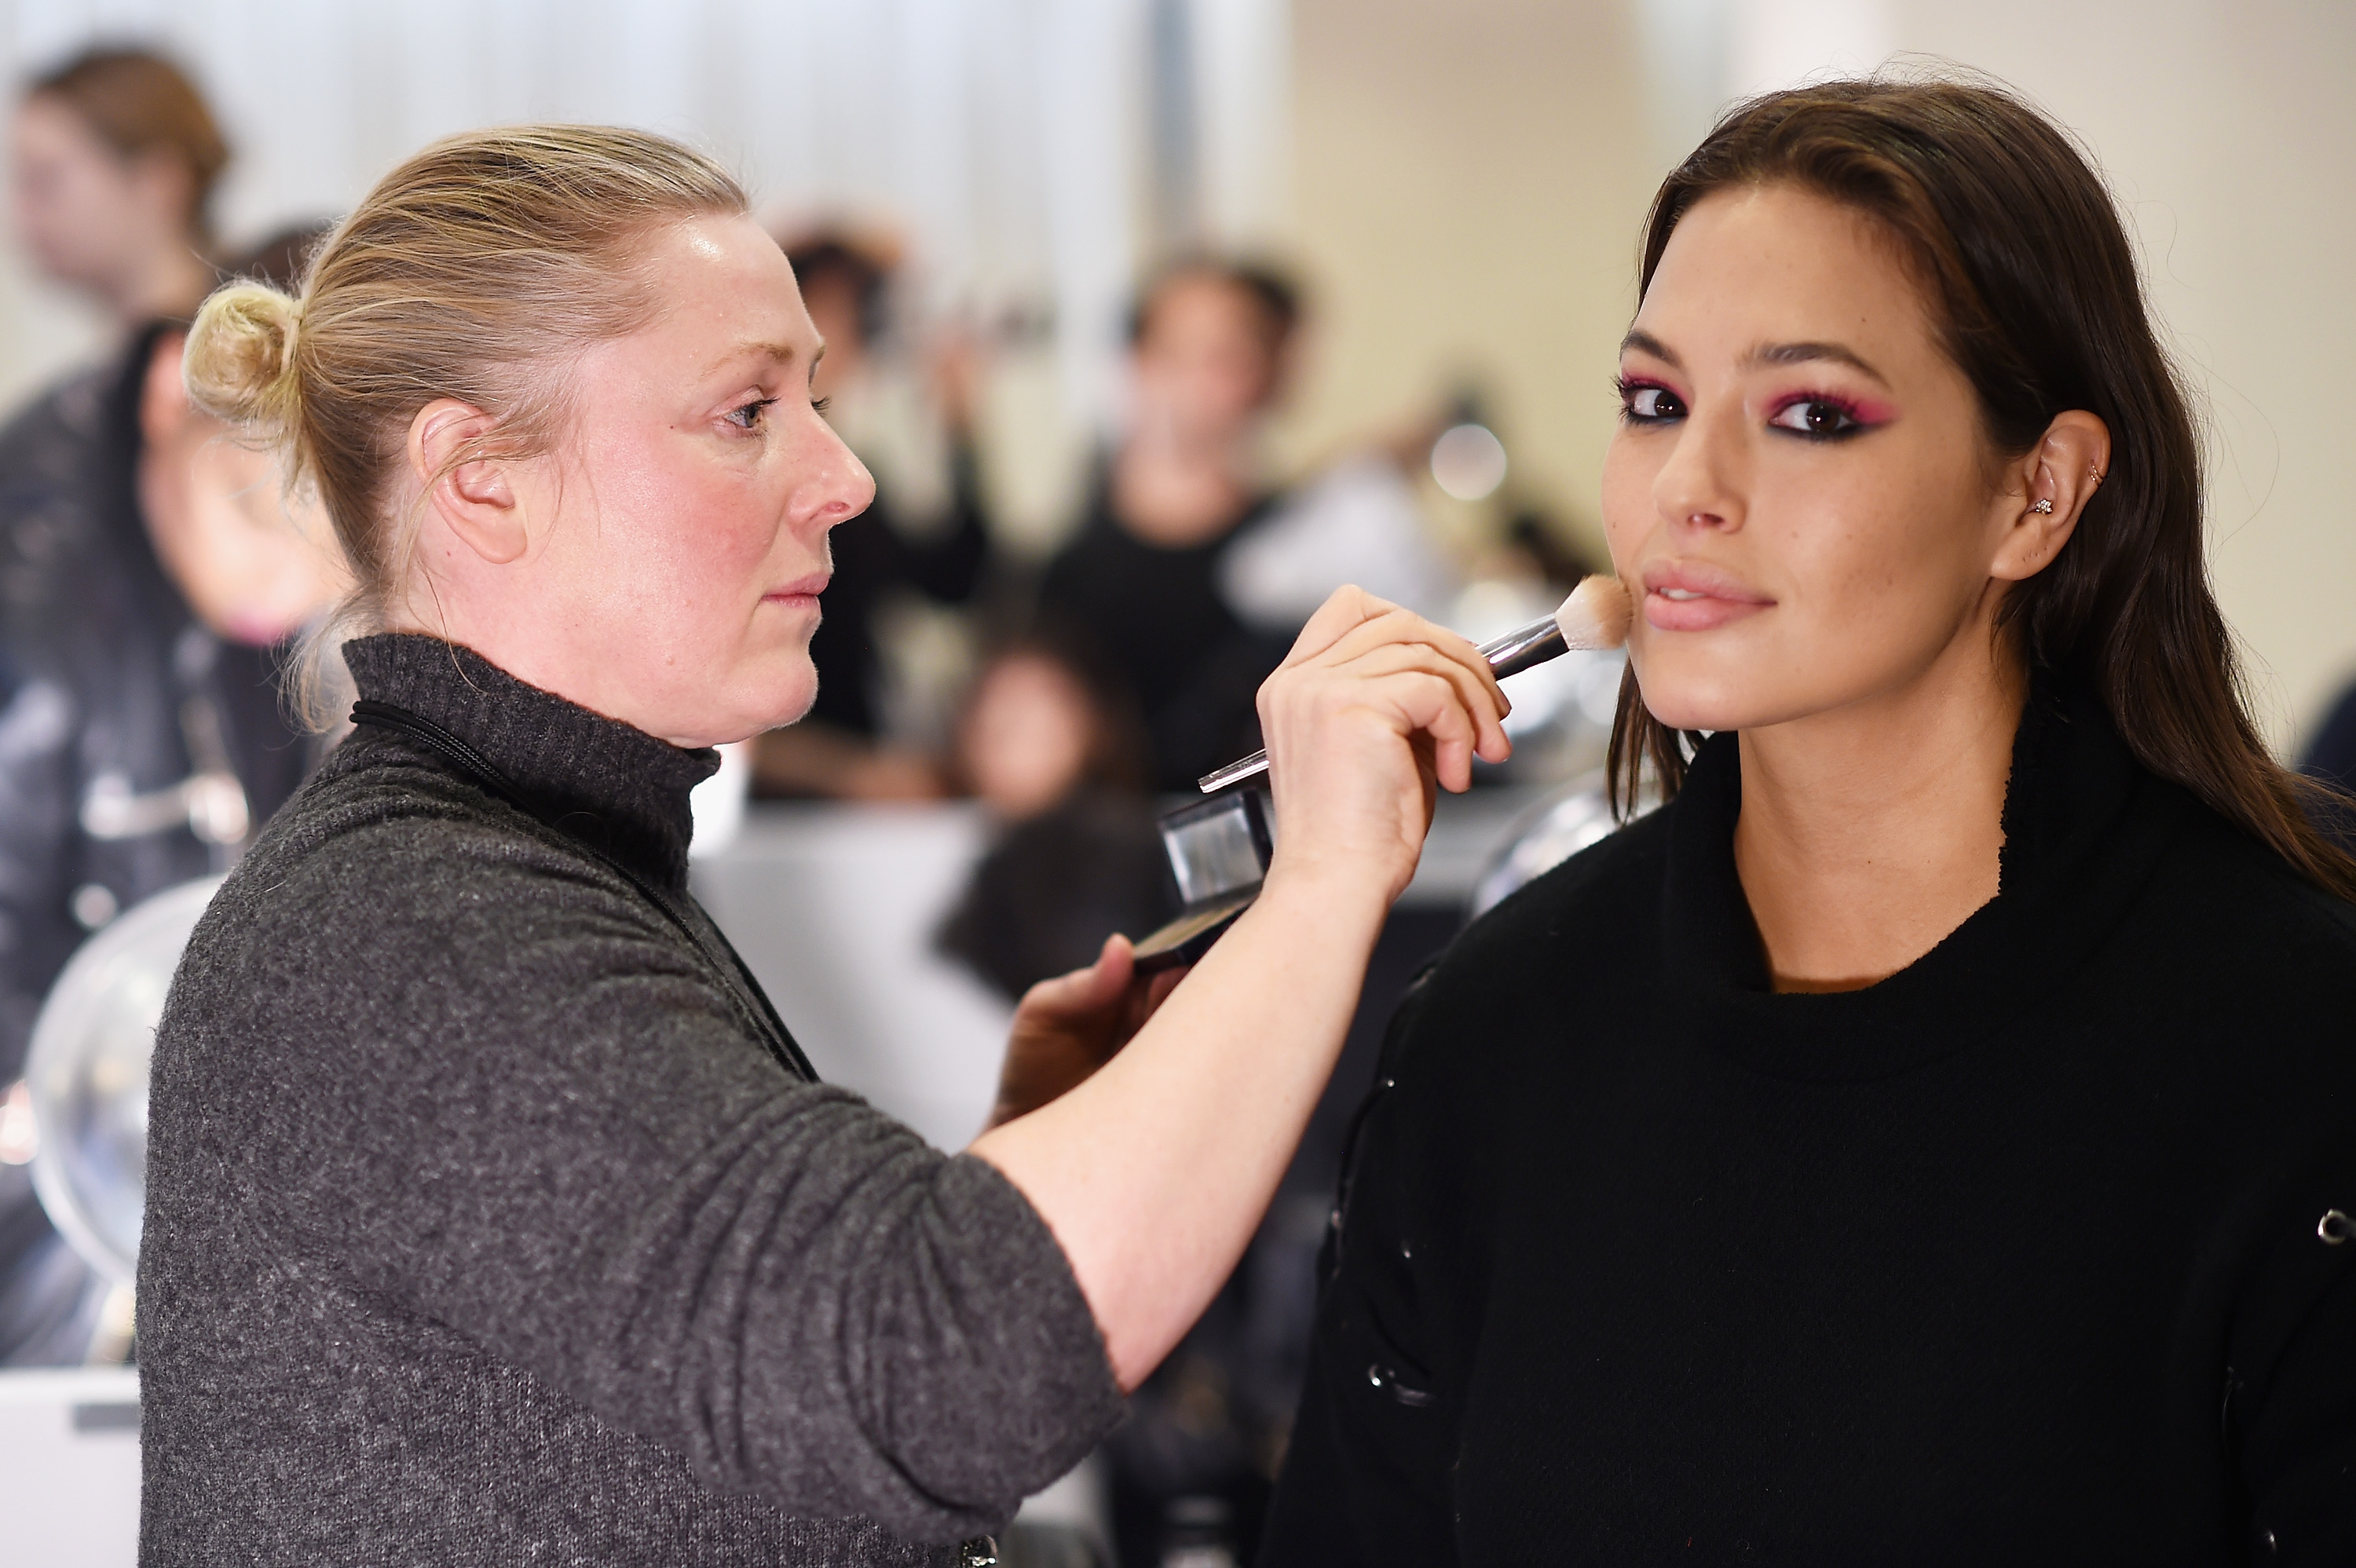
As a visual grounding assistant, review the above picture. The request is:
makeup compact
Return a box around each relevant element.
[1132,785,1276,971]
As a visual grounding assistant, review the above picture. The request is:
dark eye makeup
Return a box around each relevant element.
[1765,392,1879,441]
[1614,373,1887,444]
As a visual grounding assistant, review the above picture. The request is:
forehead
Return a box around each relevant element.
[1143,273,1270,343]
[1635,185,1930,357]
[632,213,811,349]
[13,94,113,155]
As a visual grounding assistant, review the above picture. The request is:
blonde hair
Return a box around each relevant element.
[181,124,748,724]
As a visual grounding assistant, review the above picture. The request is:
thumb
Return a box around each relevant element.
[1020,933,1134,1019]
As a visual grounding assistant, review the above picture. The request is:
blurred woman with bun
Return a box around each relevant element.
[1268,78,2356,1563]
[142,125,1509,1566]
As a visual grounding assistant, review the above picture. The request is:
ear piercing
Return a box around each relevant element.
[2029,499,2054,514]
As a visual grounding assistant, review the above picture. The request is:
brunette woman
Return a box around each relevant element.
[1266,79,2356,1564]
[141,127,1508,1566]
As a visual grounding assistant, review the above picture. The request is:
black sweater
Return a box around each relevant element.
[1264,685,2356,1565]
[138,635,1122,1566]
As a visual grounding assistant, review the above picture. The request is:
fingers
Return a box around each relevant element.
[1121,963,1189,1040]
[1316,608,1510,740]
[1328,636,1512,772]
[1279,585,1400,669]
[1275,637,1509,791]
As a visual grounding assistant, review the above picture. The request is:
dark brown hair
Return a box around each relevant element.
[1605,75,2356,902]
[27,47,229,239]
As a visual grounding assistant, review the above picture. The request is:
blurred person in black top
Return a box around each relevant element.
[2302,681,2356,849]
[751,232,993,800]
[0,225,346,1365]
[1037,260,1304,793]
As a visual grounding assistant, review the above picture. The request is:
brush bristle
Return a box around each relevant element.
[1553,575,1633,650]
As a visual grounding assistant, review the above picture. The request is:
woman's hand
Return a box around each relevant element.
[1257,587,1513,905]
[989,935,1185,1128]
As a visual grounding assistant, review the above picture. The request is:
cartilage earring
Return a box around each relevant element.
[2029,499,2054,514]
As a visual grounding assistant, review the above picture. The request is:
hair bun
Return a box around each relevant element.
[183,280,302,431]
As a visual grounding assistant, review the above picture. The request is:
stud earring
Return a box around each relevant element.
[2029,499,2054,514]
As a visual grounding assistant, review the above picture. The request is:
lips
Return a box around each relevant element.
[764,573,832,609]
[1639,560,1773,632]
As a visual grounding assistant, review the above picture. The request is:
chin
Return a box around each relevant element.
[1630,657,1758,734]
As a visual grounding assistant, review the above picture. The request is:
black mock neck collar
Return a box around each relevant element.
[1660,678,2192,1081]
[342,634,718,886]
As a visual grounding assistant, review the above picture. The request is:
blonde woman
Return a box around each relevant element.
[141,126,1507,1566]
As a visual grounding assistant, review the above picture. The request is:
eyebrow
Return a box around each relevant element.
[1616,330,1890,387]
[1744,339,1889,384]
[1619,328,1680,368]
[708,339,808,376]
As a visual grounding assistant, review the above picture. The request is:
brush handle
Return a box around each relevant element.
[1194,611,1570,794]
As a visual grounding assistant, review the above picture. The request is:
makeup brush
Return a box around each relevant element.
[1195,575,1635,794]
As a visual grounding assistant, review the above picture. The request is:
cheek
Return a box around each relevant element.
[1597,429,1660,576]
[1773,450,1988,634]
[591,442,777,595]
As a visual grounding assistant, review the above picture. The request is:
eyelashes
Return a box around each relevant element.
[1614,375,1884,442]
[1765,393,1871,440]
[725,393,830,432]
[1615,376,1684,424]
[726,397,780,431]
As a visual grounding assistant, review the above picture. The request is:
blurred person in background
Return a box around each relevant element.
[935,634,1171,1003]
[1038,259,1457,795]
[2301,680,2356,849]
[10,47,227,338]
[1036,260,1301,795]
[0,224,347,1366]
[752,231,994,801]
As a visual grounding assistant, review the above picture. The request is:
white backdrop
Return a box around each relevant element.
[0,0,1290,424]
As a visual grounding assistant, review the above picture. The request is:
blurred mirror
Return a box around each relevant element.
[26,875,221,1288]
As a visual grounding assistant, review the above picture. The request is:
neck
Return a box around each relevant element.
[1111,430,1250,547]
[1731,630,2025,993]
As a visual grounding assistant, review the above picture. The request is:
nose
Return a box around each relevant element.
[1652,400,1744,535]
[788,412,877,537]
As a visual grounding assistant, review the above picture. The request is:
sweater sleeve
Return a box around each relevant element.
[1261,984,1460,1567]
[188,821,1124,1543]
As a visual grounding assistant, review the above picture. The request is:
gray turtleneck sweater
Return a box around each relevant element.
[137,634,1123,1566]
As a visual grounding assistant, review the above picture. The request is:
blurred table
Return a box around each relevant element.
[0,1367,140,1563]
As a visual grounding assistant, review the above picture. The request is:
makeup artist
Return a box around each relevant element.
[1268,79,2356,1565]
[137,126,1508,1568]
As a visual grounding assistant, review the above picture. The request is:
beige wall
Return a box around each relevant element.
[1281,0,1659,554]
[1283,0,2356,751]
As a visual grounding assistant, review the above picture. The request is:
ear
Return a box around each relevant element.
[1989,409,2112,583]
[138,330,190,449]
[408,398,526,566]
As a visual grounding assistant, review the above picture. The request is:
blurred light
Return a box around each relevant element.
[1430,422,1508,502]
